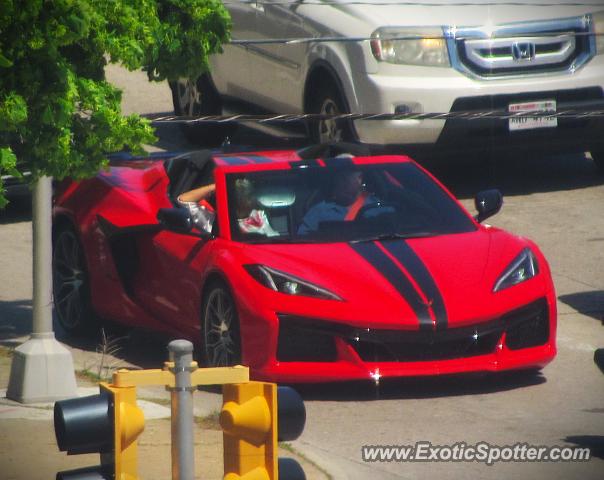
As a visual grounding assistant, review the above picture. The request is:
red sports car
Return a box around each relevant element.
[52,144,556,383]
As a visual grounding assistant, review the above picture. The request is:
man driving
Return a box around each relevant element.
[298,168,384,235]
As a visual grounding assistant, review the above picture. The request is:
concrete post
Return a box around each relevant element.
[7,176,77,403]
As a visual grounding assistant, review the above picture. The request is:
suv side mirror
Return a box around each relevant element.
[157,208,194,234]
[595,349,604,375]
[474,189,503,223]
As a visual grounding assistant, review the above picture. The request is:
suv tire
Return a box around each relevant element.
[308,82,354,144]
[170,75,235,147]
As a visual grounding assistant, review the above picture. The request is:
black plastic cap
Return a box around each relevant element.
[278,457,306,480]
[54,392,113,454]
[277,386,306,442]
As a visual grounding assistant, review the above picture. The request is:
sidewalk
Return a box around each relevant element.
[0,342,330,480]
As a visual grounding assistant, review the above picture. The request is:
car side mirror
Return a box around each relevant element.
[157,208,194,235]
[474,189,503,223]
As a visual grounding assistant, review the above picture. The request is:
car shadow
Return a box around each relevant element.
[421,151,604,200]
[0,301,173,371]
[290,369,546,402]
[0,300,33,344]
[558,291,604,323]
[562,435,604,460]
[53,322,183,371]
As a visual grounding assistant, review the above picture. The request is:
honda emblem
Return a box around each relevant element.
[512,42,536,62]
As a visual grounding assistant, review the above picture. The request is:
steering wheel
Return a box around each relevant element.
[356,201,399,220]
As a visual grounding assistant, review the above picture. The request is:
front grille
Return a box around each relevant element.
[449,16,594,78]
[352,329,501,362]
[277,298,550,363]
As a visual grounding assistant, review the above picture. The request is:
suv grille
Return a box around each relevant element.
[449,16,595,78]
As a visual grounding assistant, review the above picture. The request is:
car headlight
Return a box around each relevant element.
[244,265,342,301]
[594,12,604,55]
[370,27,450,66]
[493,248,539,292]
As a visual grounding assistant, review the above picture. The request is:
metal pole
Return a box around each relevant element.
[168,339,196,480]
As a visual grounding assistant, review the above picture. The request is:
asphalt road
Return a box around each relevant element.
[1,65,604,479]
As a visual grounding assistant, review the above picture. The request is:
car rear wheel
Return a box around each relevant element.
[52,227,96,335]
[170,75,233,147]
[201,282,241,367]
[308,83,354,144]
[591,150,604,175]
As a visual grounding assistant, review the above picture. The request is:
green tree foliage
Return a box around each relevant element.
[0,0,230,206]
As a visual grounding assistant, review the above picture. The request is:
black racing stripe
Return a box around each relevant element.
[244,155,273,164]
[216,156,250,166]
[380,240,448,330]
[350,242,433,330]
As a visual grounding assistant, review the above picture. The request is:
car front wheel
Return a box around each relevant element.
[201,282,242,367]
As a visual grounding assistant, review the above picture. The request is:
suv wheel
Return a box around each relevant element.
[169,75,234,147]
[309,83,354,143]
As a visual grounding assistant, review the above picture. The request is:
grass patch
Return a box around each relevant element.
[76,369,103,383]
[280,442,333,480]
[194,410,221,430]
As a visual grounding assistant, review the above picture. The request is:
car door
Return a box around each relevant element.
[130,230,211,335]
[246,1,307,112]
[210,0,255,99]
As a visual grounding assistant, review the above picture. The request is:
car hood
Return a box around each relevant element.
[307,0,598,32]
[238,229,536,329]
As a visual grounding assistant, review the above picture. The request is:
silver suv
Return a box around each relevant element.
[171,1,604,169]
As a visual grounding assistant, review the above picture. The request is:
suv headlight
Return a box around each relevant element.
[594,12,604,55]
[493,248,539,292]
[370,27,450,66]
[244,264,342,300]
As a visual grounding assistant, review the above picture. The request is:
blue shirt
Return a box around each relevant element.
[298,195,385,235]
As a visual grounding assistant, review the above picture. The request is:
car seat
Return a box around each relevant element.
[163,150,214,207]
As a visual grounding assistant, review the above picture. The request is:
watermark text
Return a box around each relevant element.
[362,442,590,465]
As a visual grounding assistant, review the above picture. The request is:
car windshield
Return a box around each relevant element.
[226,162,476,243]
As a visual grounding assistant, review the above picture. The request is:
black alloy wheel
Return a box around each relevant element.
[202,283,242,367]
